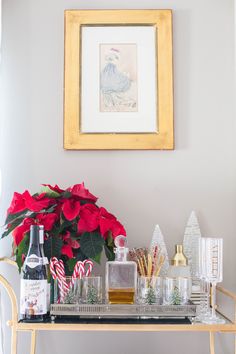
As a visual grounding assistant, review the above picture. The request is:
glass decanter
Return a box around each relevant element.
[106,235,137,304]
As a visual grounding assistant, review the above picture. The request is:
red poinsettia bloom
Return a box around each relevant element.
[62,231,80,249]
[42,184,65,194]
[110,220,126,238]
[61,244,74,258]
[4,183,127,271]
[62,199,81,221]
[23,191,51,212]
[99,207,126,239]
[77,203,99,233]
[12,218,35,246]
[70,183,98,202]
[99,207,116,236]
[35,193,46,200]
[7,192,27,215]
[7,190,53,215]
[36,213,58,231]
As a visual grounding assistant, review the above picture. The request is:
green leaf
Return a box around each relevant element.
[93,252,102,264]
[44,235,63,260]
[65,250,87,275]
[80,232,104,262]
[67,258,77,272]
[44,205,56,213]
[75,249,87,261]
[40,186,60,198]
[80,200,94,206]
[70,232,80,240]
[59,220,74,233]
[50,225,61,237]
[104,244,115,261]
[1,217,24,239]
[61,191,72,199]
[106,232,114,247]
[16,235,29,272]
[5,210,27,225]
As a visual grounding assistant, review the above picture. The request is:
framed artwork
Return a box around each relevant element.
[64,10,174,150]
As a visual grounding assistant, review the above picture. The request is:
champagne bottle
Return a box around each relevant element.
[39,225,51,314]
[20,225,47,322]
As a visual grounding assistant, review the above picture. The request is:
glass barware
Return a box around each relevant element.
[54,276,78,304]
[193,239,211,322]
[200,238,225,324]
[81,276,102,304]
[137,276,162,305]
[163,277,191,305]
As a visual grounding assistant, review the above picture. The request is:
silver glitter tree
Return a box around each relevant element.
[149,224,169,276]
[183,211,202,279]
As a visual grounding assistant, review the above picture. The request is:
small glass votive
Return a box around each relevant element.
[163,277,191,305]
[137,276,162,305]
[54,276,79,304]
[81,276,102,304]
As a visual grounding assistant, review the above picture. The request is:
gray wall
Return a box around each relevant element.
[0,0,235,353]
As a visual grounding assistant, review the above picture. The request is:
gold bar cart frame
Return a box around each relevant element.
[1,258,236,354]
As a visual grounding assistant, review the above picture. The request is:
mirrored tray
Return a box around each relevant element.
[50,302,197,319]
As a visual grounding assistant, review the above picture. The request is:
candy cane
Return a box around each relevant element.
[56,260,69,302]
[70,261,85,289]
[49,257,58,280]
[50,257,69,302]
[83,259,94,277]
[70,259,93,289]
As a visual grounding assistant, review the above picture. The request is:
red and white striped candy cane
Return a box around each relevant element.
[78,262,85,278]
[70,261,85,289]
[49,257,58,280]
[83,259,94,277]
[50,257,69,302]
[70,259,93,289]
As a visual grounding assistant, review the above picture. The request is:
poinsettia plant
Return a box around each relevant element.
[1,183,126,273]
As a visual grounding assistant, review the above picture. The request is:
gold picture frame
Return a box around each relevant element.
[64,10,174,150]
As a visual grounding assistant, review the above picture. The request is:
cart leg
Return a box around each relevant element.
[30,330,36,354]
[11,327,17,354]
[209,332,215,354]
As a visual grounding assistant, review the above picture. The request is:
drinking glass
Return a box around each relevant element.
[81,276,102,304]
[194,239,211,322]
[200,238,225,324]
[163,277,191,305]
[137,276,162,305]
[194,279,210,322]
[54,276,78,304]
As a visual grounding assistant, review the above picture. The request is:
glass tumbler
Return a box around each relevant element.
[163,277,191,305]
[81,276,102,304]
[54,276,79,304]
[137,276,162,305]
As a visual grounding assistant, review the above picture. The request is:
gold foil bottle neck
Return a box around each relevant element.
[171,244,188,266]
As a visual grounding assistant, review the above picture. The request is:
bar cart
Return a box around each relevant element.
[1,257,236,354]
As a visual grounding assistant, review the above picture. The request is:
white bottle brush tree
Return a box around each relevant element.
[170,286,182,305]
[145,286,156,305]
[87,285,99,304]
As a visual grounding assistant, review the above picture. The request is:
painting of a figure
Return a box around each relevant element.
[100,44,138,112]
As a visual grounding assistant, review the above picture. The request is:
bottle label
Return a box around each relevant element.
[20,279,47,315]
[25,254,43,269]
